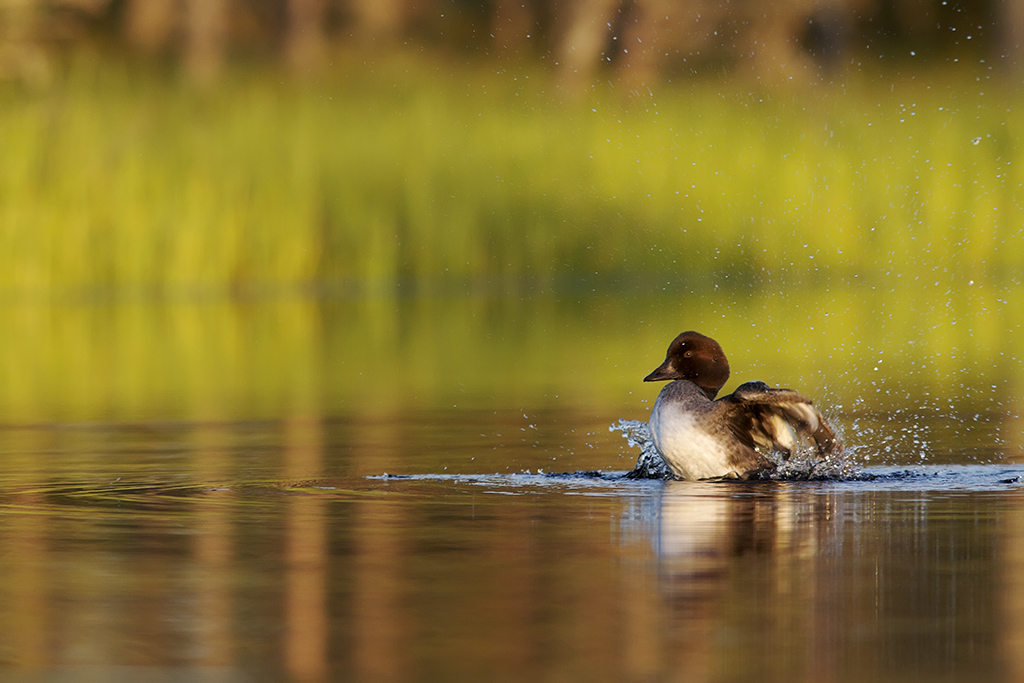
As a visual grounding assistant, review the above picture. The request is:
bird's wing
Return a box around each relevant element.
[721,381,841,459]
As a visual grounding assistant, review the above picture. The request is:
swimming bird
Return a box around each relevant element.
[643,331,840,480]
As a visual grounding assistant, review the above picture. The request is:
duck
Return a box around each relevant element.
[642,331,841,480]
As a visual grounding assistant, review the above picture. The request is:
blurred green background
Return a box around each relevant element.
[1,0,1022,443]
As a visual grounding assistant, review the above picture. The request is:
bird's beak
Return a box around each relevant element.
[643,361,677,382]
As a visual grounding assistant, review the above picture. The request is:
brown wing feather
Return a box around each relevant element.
[722,381,841,460]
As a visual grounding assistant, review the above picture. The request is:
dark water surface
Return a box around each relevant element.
[2,410,1024,683]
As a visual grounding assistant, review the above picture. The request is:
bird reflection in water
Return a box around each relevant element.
[654,481,836,680]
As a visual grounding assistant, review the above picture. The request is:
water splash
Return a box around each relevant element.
[610,417,858,481]
[610,419,671,479]
[772,438,858,480]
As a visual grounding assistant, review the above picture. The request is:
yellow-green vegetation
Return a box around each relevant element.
[0,55,1019,296]
[1,55,1021,436]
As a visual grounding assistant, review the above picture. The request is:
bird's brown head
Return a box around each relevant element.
[643,331,731,399]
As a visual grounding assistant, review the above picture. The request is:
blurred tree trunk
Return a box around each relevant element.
[184,0,228,83]
[350,0,403,42]
[744,1,817,84]
[286,0,327,73]
[0,0,37,48]
[997,0,1024,71]
[492,0,534,53]
[616,0,678,93]
[0,0,49,84]
[556,0,618,91]
[124,0,178,52]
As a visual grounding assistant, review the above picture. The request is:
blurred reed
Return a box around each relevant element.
[0,55,1019,298]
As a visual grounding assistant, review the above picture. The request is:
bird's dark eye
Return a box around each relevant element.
[683,350,693,358]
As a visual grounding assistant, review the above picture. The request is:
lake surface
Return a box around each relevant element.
[1,293,1022,681]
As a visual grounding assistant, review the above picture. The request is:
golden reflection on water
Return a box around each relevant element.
[283,416,327,683]
[1,285,1021,425]
[0,438,1022,681]
[1002,499,1024,681]
[351,408,408,683]
[653,479,1015,683]
[352,500,407,682]
[2,429,49,671]
[192,422,235,671]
